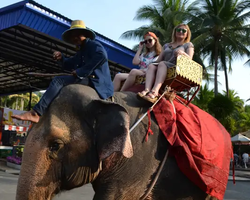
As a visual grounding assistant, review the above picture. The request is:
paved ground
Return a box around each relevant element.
[1,160,250,200]
[224,181,250,200]
[0,171,95,200]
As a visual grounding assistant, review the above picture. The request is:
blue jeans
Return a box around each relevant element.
[33,76,79,116]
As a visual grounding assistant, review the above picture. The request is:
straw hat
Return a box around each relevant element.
[62,20,96,43]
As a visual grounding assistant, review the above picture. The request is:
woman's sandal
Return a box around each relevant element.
[141,90,159,103]
[138,89,150,98]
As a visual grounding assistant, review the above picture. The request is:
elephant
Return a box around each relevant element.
[16,84,219,200]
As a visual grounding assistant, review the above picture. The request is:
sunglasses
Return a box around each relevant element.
[176,28,187,33]
[141,38,153,44]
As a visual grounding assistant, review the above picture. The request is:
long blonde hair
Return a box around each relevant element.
[171,24,191,43]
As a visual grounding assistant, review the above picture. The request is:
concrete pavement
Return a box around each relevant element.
[0,159,20,175]
[1,160,250,200]
[2,158,250,177]
[2,158,250,181]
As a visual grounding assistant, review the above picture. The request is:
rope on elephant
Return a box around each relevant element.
[129,88,169,133]
[145,110,154,142]
[129,86,176,135]
[140,149,169,200]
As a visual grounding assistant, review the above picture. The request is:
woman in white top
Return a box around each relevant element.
[113,32,162,91]
[138,24,194,103]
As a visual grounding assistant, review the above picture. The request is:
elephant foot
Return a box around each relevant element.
[12,110,40,123]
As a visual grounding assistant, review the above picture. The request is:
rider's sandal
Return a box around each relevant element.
[141,90,159,103]
[138,89,150,98]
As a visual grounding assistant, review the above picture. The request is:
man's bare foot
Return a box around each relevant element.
[12,110,40,123]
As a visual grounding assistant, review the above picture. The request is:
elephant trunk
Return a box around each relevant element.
[16,161,59,200]
[16,140,60,200]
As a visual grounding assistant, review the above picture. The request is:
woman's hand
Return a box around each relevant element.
[175,50,185,57]
[138,42,144,50]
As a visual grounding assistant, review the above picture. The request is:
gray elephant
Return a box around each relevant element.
[16,85,219,200]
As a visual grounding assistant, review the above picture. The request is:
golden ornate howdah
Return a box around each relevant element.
[134,55,203,104]
[166,55,202,86]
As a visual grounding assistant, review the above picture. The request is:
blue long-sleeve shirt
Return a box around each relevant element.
[61,39,114,99]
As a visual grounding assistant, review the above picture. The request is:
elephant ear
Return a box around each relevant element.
[90,100,133,161]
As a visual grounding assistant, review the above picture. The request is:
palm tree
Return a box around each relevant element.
[190,0,250,96]
[236,110,250,133]
[0,96,10,107]
[192,83,214,111]
[7,93,40,111]
[8,94,30,110]
[120,0,194,47]
[223,89,244,112]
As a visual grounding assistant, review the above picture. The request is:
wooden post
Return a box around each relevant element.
[28,90,32,110]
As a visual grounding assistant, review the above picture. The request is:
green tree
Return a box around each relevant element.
[235,105,250,134]
[190,0,250,96]
[8,94,29,110]
[192,83,214,111]
[120,0,194,48]
[0,96,10,108]
[207,94,236,133]
[3,92,40,111]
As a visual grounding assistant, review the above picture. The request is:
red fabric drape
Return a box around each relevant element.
[153,98,232,200]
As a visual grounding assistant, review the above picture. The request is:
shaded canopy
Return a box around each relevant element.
[231,133,250,144]
[240,130,250,138]
[0,0,135,96]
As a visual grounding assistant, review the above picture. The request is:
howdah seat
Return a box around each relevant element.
[134,55,203,105]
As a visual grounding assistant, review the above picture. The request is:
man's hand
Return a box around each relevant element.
[53,51,62,61]
[72,70,77,77]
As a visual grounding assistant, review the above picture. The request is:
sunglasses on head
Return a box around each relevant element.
[176,28,187,33]
[141,38,153,44]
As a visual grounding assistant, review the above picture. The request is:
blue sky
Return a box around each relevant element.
[1,0,249,104]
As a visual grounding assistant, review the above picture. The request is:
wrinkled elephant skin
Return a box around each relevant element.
[16,85,218,200]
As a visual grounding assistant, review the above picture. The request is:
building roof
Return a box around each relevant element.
[240,130,250,139]
[0,0,135,95]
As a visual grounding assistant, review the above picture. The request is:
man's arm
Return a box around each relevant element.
[53,51,75,72]
[61,54,76,72]
[75,41,107,77]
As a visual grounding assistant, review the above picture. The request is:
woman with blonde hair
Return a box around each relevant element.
[113,32,162,91]
[138,24,194,103]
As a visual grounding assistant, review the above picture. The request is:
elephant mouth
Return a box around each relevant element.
[61,162,102,190]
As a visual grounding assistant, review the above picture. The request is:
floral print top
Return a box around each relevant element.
[139,51,158,71]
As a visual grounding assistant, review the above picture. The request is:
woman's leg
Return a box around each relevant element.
[142,62,168,102]
[138,64,157,96]
[151,61,168,95]
[120,69,145,91]
[113,73,129,92]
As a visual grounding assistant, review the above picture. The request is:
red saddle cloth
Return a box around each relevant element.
[152,97,232,200]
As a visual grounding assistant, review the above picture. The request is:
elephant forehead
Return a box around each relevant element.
[47,114,70,140]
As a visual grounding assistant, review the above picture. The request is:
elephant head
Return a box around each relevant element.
[16,85,133,200]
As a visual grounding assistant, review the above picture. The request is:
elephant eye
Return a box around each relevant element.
[49,141,61,152]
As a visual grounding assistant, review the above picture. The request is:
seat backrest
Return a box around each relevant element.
[166,55,203,86]
[134,55,203,89]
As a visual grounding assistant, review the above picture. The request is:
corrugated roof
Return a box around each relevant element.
[0,0,135,95]
[0,0,135,66]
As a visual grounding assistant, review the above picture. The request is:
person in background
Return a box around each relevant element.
[138,24,194,103]
[12,20,113,123]
[233,153,239,167]
[113,32,162,92]
[242,152,249,168]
